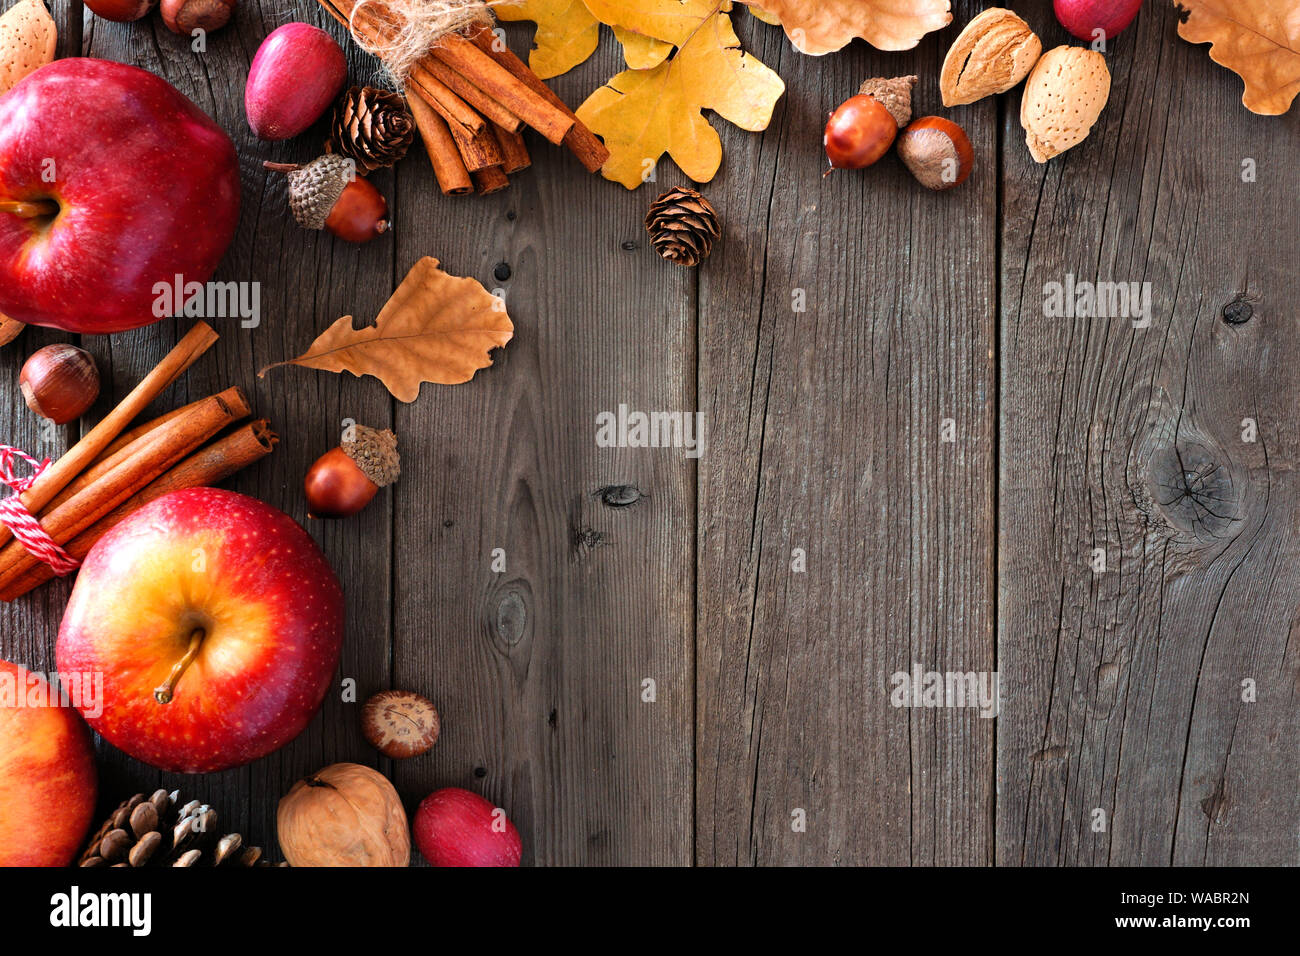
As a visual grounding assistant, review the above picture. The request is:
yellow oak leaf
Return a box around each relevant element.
[734,0,952,55]
[612,25,672,69]
[1176,0,1300,115]
[260,257,513,402]
[583,0,723,46]
[496,0,600,79]
[576,11,784,189]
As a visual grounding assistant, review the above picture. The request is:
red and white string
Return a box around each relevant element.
[0,445,81,575]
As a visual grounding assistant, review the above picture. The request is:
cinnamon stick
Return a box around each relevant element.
[415,56,523,134]
[0,422,278,601]
[313,0,484,137]
[468,26,609,172]
[0,322,218,551]
[46,387,251,513]
[407,91,473,195]
[431,33,573,145]
[448,118,505,173]
[473,166,510,195]
[492,122,531,174]
[405,66,485,137]
[0,389,245,586]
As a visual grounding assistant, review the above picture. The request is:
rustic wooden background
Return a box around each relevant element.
[1,0,1295,866]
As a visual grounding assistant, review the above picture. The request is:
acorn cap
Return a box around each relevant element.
[859,75,918,128]
[342,425,399,487]
[265,155,355,231]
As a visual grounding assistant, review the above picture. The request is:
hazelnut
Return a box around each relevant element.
[896,116,974,191]
[362,690,440,758]
[19,344,100,424]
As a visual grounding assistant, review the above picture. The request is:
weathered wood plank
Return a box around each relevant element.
[386,26,696,865]
[997,2,1300,865]
[695,5,998,865]
[62,3,395,850]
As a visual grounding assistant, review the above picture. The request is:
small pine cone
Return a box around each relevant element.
[328,86,415,172]
[645,186,721,267]
[859,75,917,128]
[78,789,272,867]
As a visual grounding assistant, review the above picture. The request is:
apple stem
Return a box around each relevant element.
[0,199,58,219]
[154,628,204,705]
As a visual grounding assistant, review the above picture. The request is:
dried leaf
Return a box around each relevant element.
[576,11,784,189]
[496,0,600,79]
[0,0,57,96]
[1175,0,1300,115]
[260,257,513,401]
[736,0,952,55]
[612,25,672,69]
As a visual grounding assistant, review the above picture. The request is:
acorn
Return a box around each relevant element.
[304,425,399,518]
[264,155,390,243]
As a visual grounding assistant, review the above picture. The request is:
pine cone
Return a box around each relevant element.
[328,86,415,173]
[645,187,721,267]
[78,790,280,868]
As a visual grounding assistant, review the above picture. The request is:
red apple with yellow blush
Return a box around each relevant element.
[56,488,344,773]
[0,659,97,866]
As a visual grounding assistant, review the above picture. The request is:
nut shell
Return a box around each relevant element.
[19,344,100,424]
[276,763,410,867]
[362,690,440,758]
[1020,46,1111,162]
[897,116,974,191]
[940,7,1042,107]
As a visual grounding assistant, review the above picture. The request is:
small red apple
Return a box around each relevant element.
[0,59,240,333]
[245,23,347,141]
[1054,0,1142,43]
[0,659,97,866]
[56,488,344,774]
[414,788,522,867]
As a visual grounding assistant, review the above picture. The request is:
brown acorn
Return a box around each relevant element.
[264,155,390,243]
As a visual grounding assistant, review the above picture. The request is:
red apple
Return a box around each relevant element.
[1054,0,1142,42]
[0,659,97,866]
[414,788,522,867]
[56,488,344,773]
[0,59,240,334]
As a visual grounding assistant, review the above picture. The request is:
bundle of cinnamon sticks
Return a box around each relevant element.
[0,322,278,601]
[317,0,609,195]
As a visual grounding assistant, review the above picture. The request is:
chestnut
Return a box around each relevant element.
[20,344,100,425]
[160,0,236,34]
[304,425,399,518]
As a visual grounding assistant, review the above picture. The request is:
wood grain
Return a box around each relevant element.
[387,25,695,866]
[997,1,1300,865]
[694,6,997,865]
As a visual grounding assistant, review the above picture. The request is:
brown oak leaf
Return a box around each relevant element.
[738,0,952,55]
[260,257,513,402]
[1176,0,1300,115]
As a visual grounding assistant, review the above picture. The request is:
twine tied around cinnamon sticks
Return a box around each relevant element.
[0,322,279,601]
[317,0,609,195]
[0,446,80,574]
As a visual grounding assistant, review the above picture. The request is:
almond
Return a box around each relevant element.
[0,0,56,97]
[940,7,1041,108]
[1020,46,1111,163]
